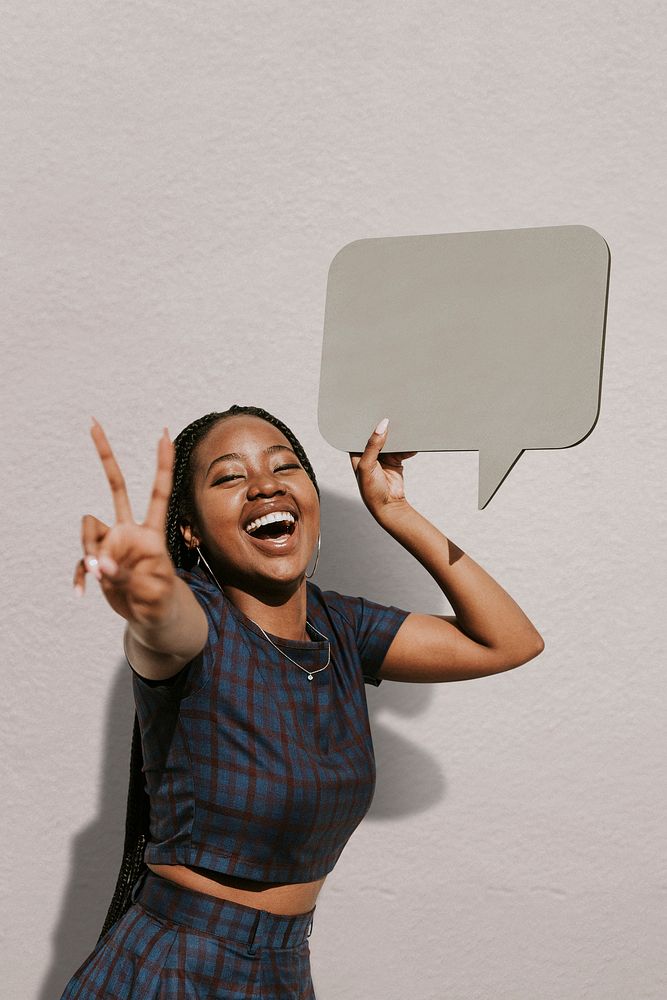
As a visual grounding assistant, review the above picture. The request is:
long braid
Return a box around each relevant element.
[97,405,319,941]
[97,714,149,939]
[165,411,231,570]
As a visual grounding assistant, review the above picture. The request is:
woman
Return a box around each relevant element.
[60,404,544,999]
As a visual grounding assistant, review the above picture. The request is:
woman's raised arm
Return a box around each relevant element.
[73,419,208,680]
[350,418,544,683]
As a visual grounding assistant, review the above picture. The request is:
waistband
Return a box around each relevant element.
[131,869,315,953]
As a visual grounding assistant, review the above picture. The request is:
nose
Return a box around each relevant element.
[246,469,287,499]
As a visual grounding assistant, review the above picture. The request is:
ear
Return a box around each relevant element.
[179,522,200,550]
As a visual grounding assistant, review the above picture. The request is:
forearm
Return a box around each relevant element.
[126,576,208,663]
[377,501,543,658]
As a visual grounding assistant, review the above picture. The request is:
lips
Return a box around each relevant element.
[242,503,299,533]
[243,517,301,555]
[242,508,300,555]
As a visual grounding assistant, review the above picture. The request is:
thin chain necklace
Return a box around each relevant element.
[252,620,331,681]
[195,546,331,682]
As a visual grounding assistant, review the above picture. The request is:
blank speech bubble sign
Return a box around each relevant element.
[318,225,610,507]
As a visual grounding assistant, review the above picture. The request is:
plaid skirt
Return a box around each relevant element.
[58,870,317,999]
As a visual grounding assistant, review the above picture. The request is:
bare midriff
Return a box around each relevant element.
[146,862,327,916]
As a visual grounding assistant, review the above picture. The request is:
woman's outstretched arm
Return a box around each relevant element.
[350,419,544,683]
[74,420,208,680]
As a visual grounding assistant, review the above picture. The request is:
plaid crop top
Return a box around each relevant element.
[129,566,411,883]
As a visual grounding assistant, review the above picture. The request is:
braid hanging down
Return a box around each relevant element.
[97,406,320,941]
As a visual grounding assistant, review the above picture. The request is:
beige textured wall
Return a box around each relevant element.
[2,2,665,998]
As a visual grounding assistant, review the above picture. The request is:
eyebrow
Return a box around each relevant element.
[206,445,298,478]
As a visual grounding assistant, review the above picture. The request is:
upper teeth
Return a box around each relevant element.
[245,511,296,534]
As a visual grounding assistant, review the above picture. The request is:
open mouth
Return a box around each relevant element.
[244,511,299,551]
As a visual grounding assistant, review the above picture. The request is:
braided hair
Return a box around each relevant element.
[97,405,319,941]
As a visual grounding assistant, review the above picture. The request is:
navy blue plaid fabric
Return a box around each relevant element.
[59,869,316,999]
[129,566,411,883]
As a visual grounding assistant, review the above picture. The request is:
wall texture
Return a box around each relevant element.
[2,2,665,998]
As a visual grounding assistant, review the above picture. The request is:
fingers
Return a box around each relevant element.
[144,428,175,532]
[73,558,86,596]
[90,418,134,523]
[349,417,390,474]
[376,451,418,469]
[75,513,117,595]
[81,513,110,565]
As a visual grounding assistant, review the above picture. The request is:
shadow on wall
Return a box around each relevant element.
[44,665,136,1000]
[316,489,448,819]
[46,487,449,996]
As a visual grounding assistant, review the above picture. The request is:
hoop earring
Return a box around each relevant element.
[195,545,223,591]
[305,532,321,580]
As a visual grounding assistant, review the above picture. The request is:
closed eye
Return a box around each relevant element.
[212,474,243,485]
[212,464,301,486]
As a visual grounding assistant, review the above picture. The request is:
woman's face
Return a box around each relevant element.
[184,415,320,592]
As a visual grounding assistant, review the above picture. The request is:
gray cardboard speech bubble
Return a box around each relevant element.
[318,225,610,507]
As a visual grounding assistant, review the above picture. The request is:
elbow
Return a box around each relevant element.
[502,632,545,672]
[483,631,545,677]
[522,631,545,663]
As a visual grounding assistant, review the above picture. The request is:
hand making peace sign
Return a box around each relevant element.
[73,419,178,627]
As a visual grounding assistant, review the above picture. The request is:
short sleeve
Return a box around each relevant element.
[323,591,411,686]
[127,654,194,693]
[175,566,222,647]
[125,634,191,691]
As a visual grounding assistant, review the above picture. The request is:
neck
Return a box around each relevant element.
[222,580,310,641]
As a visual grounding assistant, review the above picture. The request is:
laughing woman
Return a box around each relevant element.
[60,404,543,1000]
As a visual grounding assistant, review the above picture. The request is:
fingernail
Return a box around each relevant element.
[73,584,84,598]
[374,417,389,435]
[98,555,118,575]
[84,555,101,580]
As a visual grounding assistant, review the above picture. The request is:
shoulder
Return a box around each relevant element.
[176,563,219,596]
[307,581,360,630]
[175,565,230,637]
[308,581,412,686]
[308,581,411,641]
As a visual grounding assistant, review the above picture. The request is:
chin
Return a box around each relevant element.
[265,566,308,586]
[244,556,307,586]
